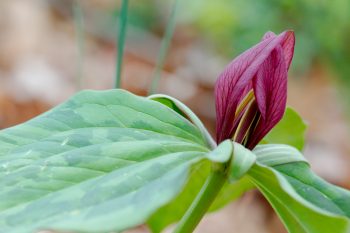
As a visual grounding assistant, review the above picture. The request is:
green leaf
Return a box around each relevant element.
[253,144,307,166]
[208,177,253,212]
[148,140,232,233]
[0,89,213,233]
[263,107,307,151]
[247,145,350,233]
[148,94,216,149]
[148,141,255,232]
[148,159,211,233]
[274,163,350,218]
[229,142,256,182]
[209,143,283,212]
[206,139,231,163]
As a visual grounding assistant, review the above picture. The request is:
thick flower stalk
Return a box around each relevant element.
[215,31,295,149]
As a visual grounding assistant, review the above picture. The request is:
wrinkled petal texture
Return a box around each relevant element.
[215,31,295,145]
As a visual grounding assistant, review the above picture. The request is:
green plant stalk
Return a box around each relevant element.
[115,0,128,89]
[73,0,85,90]
[149,0,180,94]
[173,163,227,233]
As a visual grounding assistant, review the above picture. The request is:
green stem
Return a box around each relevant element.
[148,0,180,94]
[173,164,227,233]
[115,0,129,89]
[73,0,85,90]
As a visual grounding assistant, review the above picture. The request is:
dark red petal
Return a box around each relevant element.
[247,46,288,149]
[262,31,295,70]
[281,31,295,70]
[215,31,293,143]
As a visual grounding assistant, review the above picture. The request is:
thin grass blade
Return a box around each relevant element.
[73,0,85,90]
[115,0,129,89]
[148,0,180,94]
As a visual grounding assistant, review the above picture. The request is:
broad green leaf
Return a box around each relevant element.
[0,89,215,233]
[247,145,350,233]
[148,94,216,149]
[253,144,307,166]
[263,107,307,151]
[148,159,211,233]
[274,163,350,218]
[148,141,255,232]
[148,140,233,233]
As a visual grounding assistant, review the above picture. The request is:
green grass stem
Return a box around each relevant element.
[115,0,129,89]
[149,0,180,94]
[73,0,85,90]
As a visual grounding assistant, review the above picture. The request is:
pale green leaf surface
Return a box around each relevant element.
[274,163,350,218]
[229,142,256,182]
[148,94,216,149]
[148,160,211,233]
[248,145,350,233]
[254,144,307,166]
[148,140,232,233]
[0,89,212,233]
[262,107,307,151]
[148,141,255,232]
[206,140,231,163]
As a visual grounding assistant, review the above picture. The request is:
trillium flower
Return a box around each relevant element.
[215,30,295,149]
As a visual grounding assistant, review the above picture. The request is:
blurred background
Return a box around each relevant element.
[0,0,350,232]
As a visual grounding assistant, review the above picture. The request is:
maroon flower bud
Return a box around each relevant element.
[215,31,295,149]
